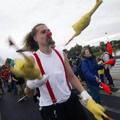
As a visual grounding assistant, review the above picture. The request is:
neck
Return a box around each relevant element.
[39,46,52,55]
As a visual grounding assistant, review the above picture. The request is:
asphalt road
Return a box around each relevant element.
[0,94,42,120]
[0,78,120,120]
[0,90,120,120]
[101,94,120,120]
[111,59,120,80]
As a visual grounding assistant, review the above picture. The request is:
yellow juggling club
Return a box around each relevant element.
[8,38,42,80]
[65,0,103,45]
[11,58,41,80]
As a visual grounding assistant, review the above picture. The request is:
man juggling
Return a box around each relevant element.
[9,0,112,120]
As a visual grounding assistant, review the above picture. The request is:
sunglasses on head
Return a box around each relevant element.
[41,29,50,34]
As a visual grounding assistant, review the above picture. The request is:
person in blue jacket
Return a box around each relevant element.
[80,47,102,103]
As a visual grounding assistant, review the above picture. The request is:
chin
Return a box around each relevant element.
[47,38,54,44]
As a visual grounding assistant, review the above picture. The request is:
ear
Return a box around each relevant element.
[33,35,37,42]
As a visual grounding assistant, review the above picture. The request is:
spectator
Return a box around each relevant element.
[11,73,25,96]
[81,47,102,103]
[100,47,114,88]
[0,64,11,93]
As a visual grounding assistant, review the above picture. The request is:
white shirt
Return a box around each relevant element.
[35,49,71,107]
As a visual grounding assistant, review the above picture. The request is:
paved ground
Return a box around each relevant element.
[0,79,120,120]
[101,79,120,120]
[0,95,42,120]
[101,94,120,120]
[111,58,120,80]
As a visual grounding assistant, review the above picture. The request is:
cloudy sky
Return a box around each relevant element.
[0,0,120,60]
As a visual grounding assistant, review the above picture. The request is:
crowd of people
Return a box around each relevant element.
[1,0,115,119]
[0,62,25,97]
[0,42,114,97]
[69,44,115,104]
[0,23,115,120]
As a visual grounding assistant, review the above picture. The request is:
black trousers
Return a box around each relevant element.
[0,78,4,94]
[104,68,114,85]
[40,93,95,120]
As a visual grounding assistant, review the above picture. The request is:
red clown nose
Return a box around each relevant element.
[46,31,52,39]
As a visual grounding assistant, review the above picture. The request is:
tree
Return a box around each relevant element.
[68,44,82,59]
[68,40,120,58]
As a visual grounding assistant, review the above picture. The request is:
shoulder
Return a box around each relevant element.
[53,48,65,60]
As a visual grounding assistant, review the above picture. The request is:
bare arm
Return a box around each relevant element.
[64,55,84,93]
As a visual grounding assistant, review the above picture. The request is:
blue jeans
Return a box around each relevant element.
[87,84,101,104]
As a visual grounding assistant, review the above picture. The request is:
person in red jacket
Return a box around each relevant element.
[0,64,11,93]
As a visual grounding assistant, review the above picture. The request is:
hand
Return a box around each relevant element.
[79,90,109,120]
[86,99,110,120]
[26,74,48,89]
[95,76,101,83]
[38,74,48,85]
[24,87,35,96]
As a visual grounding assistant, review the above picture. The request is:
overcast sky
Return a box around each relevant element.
[0,0,120,60]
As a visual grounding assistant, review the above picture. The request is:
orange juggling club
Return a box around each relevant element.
[100,82,112,95]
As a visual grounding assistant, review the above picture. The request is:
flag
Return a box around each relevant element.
[106,41,112,55]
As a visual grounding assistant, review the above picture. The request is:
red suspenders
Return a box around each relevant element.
[33,49,71,104]
[33,53,57,103]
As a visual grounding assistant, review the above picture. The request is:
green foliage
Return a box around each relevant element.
[68,44,82,59]
[68,40,120,58]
